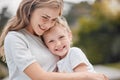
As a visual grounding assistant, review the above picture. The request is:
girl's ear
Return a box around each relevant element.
[68,31,72,42]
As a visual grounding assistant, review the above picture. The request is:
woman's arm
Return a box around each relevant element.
[24,62,108,80]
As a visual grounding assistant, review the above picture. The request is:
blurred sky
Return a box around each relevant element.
[0,0,95,15]
[65,0,95,4]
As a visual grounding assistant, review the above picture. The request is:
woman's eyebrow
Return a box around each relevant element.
[43,14,57,20]
[43,14,51,18]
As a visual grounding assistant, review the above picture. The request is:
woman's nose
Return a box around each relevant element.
[44,21,55,30]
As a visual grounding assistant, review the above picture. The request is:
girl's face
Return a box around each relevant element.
[26,7,60,36]
[43,25,72,59]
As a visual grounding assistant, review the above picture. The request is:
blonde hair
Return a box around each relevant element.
[43,16,71,38]
[57,16,71,32]
[0,0,63,60]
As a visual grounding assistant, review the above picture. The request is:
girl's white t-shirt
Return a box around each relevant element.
[4,29,59,80]
[57,47,95,73]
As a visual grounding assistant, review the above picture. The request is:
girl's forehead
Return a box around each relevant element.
[51,25,67,33]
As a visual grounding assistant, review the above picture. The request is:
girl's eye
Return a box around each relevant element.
[48,40,54,43]
[59,36,64,39]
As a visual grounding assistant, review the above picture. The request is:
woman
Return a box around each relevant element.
[0,0,108,80]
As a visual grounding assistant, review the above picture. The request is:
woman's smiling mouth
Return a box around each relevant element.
[38,24,46,31]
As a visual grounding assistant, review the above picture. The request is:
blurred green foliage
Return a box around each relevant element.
[0,7,10,79]
[66,1,120,64]
[0,7,10,32]
[0,61,8,79]
[105,62,120,69]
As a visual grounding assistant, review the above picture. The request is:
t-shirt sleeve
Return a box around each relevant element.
[69,47,92,70]
[4,32,36,72]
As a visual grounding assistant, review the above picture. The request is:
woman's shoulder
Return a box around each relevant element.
[5,29,27,42]
[6,29,27,38]
[4,29,30,49]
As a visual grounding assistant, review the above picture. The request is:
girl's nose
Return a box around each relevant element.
[56,41,61,46]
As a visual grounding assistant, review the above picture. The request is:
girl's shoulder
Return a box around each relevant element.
[70,47,82,52]
[69,47,85,57]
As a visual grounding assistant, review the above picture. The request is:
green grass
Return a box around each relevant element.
[104,62,120,69]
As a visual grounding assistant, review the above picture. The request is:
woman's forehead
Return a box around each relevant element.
[37,7,60,18]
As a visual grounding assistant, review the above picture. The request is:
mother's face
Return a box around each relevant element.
[27,7,60,36]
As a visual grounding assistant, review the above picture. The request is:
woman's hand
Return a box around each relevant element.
[85,72,109,80]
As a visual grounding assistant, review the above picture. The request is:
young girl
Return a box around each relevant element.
[0,0,108,80]
[42,17,96,73]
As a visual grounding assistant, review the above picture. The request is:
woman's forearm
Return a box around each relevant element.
[43,72,87,80]
[24,62,108,80]
[43,71,108,80]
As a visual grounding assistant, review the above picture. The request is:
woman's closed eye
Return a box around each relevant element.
[51,18,57,23]
[42,16,49,22]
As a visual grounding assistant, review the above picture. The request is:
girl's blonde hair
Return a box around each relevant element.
[57,16,71,32]
[0,0,63,60]
[43,16,71,37]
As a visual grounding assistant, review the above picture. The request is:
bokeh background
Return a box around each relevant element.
[0,0,120,80]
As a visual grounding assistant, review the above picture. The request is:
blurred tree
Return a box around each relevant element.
[0,7,10,62]
[65,2,92,26]
[0,7,10,32]
[66,0,120,64]
[0,7,10,78]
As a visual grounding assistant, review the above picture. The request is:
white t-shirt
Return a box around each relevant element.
[57,47,95,72]
[4,29,59,80]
